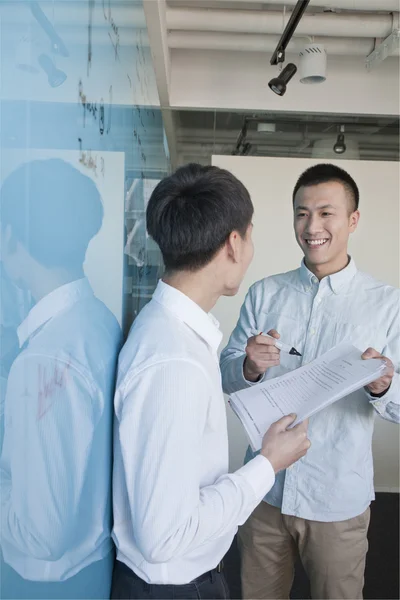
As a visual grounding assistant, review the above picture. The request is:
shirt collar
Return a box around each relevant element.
[152,280,223,353]
[299,260,318,290]
[17,278,93,348]
[299,257,357,294]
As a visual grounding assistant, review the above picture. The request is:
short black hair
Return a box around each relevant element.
[146,163,253,272]
[0,159,103,269]
[292,163,359,211]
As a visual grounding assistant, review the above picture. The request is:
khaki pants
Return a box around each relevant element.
[238,501,370,600]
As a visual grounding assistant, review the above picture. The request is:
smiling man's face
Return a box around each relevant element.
[293,180,360,279]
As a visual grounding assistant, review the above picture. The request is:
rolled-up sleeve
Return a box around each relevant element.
[367,304,400,424]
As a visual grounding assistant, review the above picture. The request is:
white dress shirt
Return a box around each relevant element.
[221,259,400,522]
[112,281,275,585]
[0,278,121,582]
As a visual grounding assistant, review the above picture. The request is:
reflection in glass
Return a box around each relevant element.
[0,264,29,452]
[0,160,122,598]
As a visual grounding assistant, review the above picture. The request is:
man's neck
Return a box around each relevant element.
[163,269,221,314]
[305,254,350,281]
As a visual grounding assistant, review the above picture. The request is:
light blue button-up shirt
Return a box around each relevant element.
[220,259,400,522]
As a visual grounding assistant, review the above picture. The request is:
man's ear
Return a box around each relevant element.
[349,210,360,233]
[226,231,241,263]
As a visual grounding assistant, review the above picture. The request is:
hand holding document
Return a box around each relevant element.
[259,414,310,473]
[230,343,387,452]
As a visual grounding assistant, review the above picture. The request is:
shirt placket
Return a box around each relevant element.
[281,276,327,516]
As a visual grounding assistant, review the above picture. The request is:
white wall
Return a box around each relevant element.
[212,155,400,492]
[171,50,400,115]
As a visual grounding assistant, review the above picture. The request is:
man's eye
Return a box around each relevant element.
[322,212,332,217]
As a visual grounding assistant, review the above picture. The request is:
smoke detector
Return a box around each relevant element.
[299,44,327,84]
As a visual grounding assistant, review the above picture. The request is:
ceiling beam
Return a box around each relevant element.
[143,0,178,168]
[143,0,171,106]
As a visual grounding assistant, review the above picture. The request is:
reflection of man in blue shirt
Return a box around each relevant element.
[0,159,121,599]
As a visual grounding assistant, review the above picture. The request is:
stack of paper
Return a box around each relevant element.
[229,343,386,451]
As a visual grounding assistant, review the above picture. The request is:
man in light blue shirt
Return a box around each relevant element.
[221,163,399,600]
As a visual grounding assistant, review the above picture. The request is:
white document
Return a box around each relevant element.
[229,343,386,452]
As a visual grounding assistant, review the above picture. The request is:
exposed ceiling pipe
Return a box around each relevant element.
[215,0,400,11]
[168,32,375,56]
[166,8,395,38]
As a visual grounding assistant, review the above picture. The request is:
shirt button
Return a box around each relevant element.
[316,297,321,303]
[311,329,316,335]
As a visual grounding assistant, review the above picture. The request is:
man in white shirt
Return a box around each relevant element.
[111,163,311,599]
[220,163,399,600]
[0,159,121,598]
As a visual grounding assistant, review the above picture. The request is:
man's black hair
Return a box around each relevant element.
[146,163,253,272]
[0,159,103,269]
[293,163,359,212]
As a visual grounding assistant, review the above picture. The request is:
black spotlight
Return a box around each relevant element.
[38,54,67,88]
[334,125,346,154]
[268,63,297,96]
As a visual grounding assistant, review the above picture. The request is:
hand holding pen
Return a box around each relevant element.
[243,329,301,383]
[259,332,302,357]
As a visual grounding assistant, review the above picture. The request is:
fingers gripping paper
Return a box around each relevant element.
[229,343,386,451]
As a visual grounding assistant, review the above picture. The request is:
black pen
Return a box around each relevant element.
[257,332,302,357]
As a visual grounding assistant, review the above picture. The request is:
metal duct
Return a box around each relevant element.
[166,8,394,38]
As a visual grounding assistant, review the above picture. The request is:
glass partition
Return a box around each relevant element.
[0,1,168,597]
[171,108,399,165]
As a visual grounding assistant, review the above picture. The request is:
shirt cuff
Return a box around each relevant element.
[235,454,275,502]
[367,372,400,414]
[242,357,267,387]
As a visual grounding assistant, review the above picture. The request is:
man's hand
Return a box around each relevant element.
[362,347,394,396]
[261,415,310,473]
[243,329,281,382]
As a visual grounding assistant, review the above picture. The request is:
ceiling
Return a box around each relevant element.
[165,0,400,57]
[4,1,398,165]
[151,1,400,165]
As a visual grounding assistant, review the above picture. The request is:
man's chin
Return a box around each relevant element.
[222,286,240,298]
[303,253,330,267]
